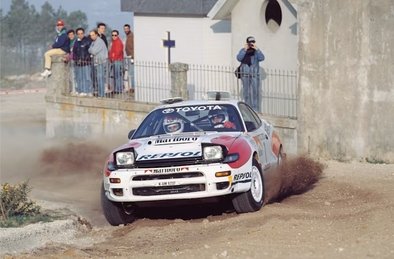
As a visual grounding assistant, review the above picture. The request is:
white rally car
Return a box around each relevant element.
[101,94,284,226]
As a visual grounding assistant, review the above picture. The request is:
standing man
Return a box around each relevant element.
[66,29,77,94]
[109,30,124,94]
[97,23,108,48]
[73,28,92,96]
[66,29,76,61]
[124,24,134,93]
[41,20,70,78]
[89,30,108,98]
[236,36,265,111]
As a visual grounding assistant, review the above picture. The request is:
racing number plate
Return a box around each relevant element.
[158,181,176,186]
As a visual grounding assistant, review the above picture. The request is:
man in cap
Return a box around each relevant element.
[236,36,265,111]
[41,19,70,78]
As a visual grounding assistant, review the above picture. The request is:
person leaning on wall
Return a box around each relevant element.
[88,30,108,98]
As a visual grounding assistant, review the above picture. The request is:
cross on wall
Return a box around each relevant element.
[162,31,175,64]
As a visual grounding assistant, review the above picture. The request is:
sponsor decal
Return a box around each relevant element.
[137,151,201,160]
[144,167,189,174]
[233,172,252,181]
[155,137,198,144]
[162,105,222,114]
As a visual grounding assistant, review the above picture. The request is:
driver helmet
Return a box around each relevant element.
[163,115,184,134]
[209,109,229,128]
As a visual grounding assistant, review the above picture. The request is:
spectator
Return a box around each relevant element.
[236,36,265,111]
[109,30,124,94]
[89,30,108,98]
[65,30,76,60]
[97,22,108,48]
[41,20,70,78]
[124,24,134,93]
[66,29,77,94]
[72,28,92,96]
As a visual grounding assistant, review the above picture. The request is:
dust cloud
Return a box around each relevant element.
[264,155,325,204]
[39,141,110,173]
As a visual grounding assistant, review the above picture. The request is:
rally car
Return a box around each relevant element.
[101,93,284,226]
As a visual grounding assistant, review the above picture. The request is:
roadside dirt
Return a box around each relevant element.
[1,92,394,258]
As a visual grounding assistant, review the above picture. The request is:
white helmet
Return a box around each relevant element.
[209,109,229,128]
[163,115,184,134]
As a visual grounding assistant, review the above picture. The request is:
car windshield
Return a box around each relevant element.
[133,104,244,139]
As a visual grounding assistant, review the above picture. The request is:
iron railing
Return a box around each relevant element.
[187,64,298,118]
[65,59,298,118]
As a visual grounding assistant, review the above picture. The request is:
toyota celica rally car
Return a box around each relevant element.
[101,93,284,226]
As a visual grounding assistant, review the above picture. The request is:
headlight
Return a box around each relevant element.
[203,145,223,161]
[115,151,135,166]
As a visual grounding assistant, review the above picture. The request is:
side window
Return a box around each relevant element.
[238,103,261,132]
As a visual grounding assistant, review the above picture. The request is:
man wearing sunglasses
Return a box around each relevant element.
[109,30,124,94]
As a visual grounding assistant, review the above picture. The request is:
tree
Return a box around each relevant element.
[37,2,56,47]
[67,11,88,31]
[0,0,89,76]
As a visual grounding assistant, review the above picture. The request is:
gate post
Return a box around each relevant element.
[169,62,189,100]
[45,55,69,97]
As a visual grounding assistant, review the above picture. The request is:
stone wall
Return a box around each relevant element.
[295,0,394,162]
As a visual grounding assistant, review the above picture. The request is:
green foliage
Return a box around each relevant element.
[68,11,89,31]
[0,182,61,227]
[366,157,386,164]
[0,0,89,76]
[0,213,55,228]
[0,181,41,218]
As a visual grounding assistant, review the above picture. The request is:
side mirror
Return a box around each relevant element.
[128,129,136,139]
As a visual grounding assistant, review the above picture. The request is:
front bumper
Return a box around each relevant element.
[104,163,248,202]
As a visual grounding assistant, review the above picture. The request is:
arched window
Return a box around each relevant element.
[265,0,282,32]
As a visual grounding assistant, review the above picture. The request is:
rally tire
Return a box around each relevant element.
[232,159,265,213]
[101,183,136,226]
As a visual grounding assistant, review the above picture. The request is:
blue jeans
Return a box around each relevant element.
[112,61,123,93]
[239,64,260,111]
[94,63,106,97]
[74,65,92,93]
[241,73,260,111]
[126,58,135,90]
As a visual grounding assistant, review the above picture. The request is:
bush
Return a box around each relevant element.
[0,181,45,227]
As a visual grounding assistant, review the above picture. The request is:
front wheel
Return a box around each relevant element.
[101,183,136,226]
[232,159,265,213]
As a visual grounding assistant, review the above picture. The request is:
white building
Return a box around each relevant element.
[121,0,232,65]
[121,0,298,70]
[209,0,298,70]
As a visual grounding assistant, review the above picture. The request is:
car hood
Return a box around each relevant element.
[116,132,242,162]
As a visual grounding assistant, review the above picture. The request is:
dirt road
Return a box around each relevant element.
[1,92,394,258]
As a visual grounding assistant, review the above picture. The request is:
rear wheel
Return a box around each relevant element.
[232,159,265,213]
[101,183,136,226]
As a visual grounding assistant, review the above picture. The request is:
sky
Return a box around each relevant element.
[2,0,134,31]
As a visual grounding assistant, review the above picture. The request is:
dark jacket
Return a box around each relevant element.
[52,28,70,53]
[73,36,92,65]
[99,33,108,48]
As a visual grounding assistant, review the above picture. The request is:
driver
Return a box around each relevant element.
[209,109,236,129]
[163,114,184,134]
